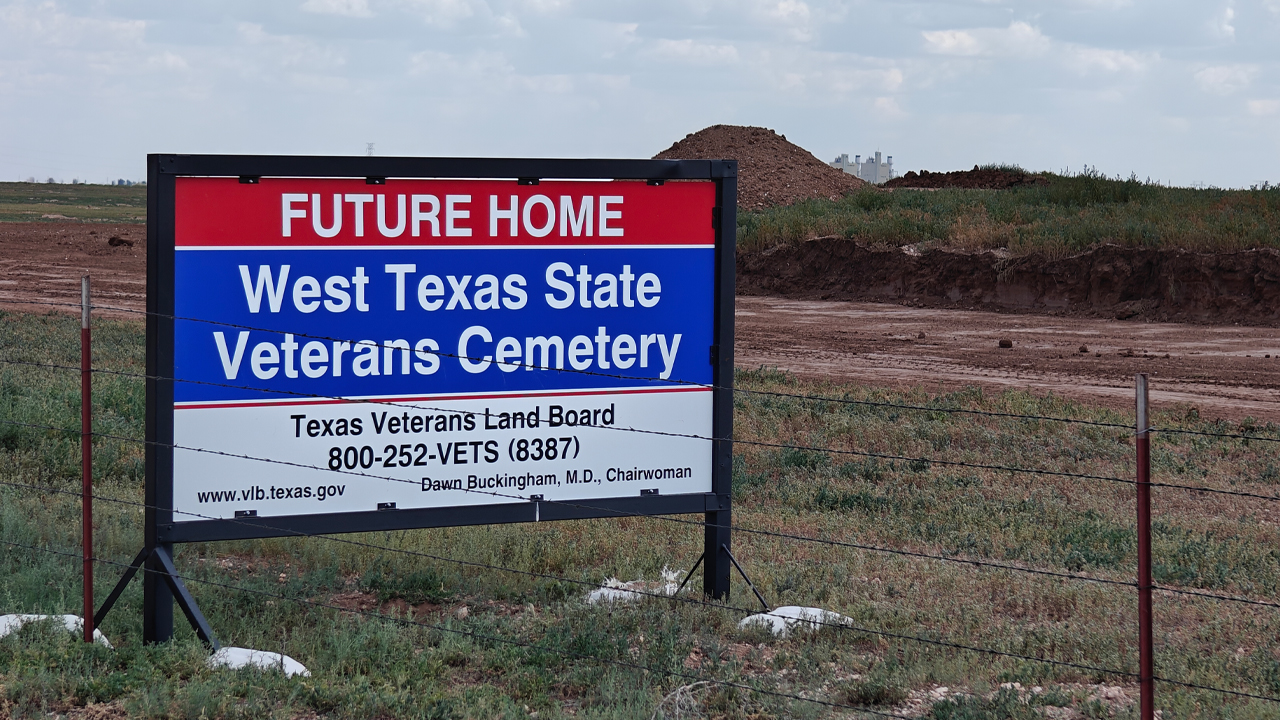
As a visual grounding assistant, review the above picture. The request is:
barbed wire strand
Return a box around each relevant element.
[12,297,1280,444]
[4,539,1274,707]
[0,417,1139,589]
[1152,427,1280,445]
[1153,585,1280,611]
[1153,676,1280,705]
[11,360,1278,505]
[0,476,1138,678]
[0,360,1140,494]
[0,299,1146,431]
[0,536,921,720]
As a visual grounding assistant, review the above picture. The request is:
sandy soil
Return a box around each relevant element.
[737,296,1280,422]
[4,222,1278,422]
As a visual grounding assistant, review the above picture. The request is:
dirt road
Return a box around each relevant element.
[737,295,1280,422]
[4,222,1279,421]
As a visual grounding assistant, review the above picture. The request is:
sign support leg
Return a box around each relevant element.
[703,507,731,600]
[153,546,220,649]
[143,543,174,644]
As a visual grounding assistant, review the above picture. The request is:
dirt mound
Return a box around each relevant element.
[655,125,866,209]
[884,166,1049,190]
[738,239,1280,326]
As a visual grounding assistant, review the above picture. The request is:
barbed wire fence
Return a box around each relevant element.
[3,297,1280,717]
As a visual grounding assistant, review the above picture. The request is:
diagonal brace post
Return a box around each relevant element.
[674,552,705,597]
[722,544,769,612]
[152,546,220,650]
[93,546,150,629]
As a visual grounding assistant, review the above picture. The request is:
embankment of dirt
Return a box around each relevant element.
[738,239,1280,326]
[883,166,1049,190]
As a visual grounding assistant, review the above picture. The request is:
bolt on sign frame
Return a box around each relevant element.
[94,155,736,646]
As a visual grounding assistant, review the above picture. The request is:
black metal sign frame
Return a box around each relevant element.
[102,154,736,645]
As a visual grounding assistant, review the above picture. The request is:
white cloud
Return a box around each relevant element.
[1066,47,1154,74]
[516,0,572,11]
[146,51,189,71]
[0,0,1276,189]
[1247,99,1280,116]
[922,28,982,56]
[1067,0,1133,7]
[776,71,805,91]
[766,0,811,23]
[407,48,579,94]
[1194,64,1256,94]
[872,96,906,119]
[647,38,739,65]
[1213,2,1236,39]
[409,49,509,78]
[301,0,373,17]
[922,21,1051,58]
[400,0,482,27]
[0,2,145,50]
[236,23,345,70]
[749,0,816,42]
[921,20,1147,75]
[593,21,639,59]
[817,65,904,94]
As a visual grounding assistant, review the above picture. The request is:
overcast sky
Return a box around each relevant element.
[1,0,1277,188]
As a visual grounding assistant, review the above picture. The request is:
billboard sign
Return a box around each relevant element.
[146,156,736,547]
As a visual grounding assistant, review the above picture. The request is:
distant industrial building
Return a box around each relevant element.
[830,151,896,184]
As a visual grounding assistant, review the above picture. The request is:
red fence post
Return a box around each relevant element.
[1136,373,1153,720]
[82,275,93,643]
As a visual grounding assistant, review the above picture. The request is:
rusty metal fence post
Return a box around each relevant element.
[1136,373,1153,720]
[81,275,93,643]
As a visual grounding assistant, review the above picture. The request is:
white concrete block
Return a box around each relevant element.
[0,614,113,648]
[208,646,310,677]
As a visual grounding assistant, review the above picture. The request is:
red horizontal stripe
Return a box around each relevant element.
[175,178,715,248]
[174,385,709,410]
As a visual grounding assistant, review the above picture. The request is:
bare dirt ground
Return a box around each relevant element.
[5,222,1279,422]
[0,222,144,318]
[737,295,1280,422]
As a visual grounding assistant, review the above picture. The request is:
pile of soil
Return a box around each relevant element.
[738,239,1280,326]
[884,166,1049,190]
[655,125,866,209]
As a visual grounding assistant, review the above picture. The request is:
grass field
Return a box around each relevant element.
[4,310,1280,718]
[737,172,1280,258]
[4,173,1280,261]
[0,182,146,224]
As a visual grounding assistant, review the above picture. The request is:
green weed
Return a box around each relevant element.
[737,171,1280,257]
[0,181,146,223]
[3,312,1280,717]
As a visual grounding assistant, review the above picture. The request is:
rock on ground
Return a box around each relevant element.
[737,606,853,637]
[207,646,311,677]
[0,614,113,648]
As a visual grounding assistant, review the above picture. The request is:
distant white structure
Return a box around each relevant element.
[830,151,896,184]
